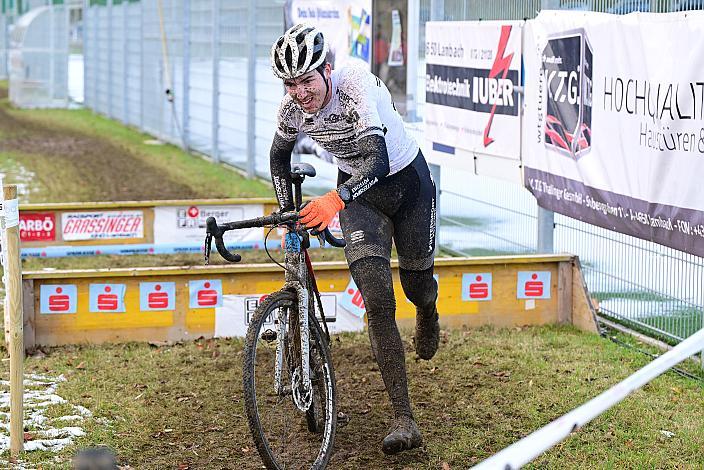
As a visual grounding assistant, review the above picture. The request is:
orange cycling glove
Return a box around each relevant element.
[299,190,345,231]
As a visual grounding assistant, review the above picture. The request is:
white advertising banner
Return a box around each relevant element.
[286,0,372,70]
[214,293,364,338]
[424,21,523,172]
[61,211,144,241]
[523,11,704,257]
[153,204,263,246]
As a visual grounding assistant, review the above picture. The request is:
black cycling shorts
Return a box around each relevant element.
[338,150,436,271]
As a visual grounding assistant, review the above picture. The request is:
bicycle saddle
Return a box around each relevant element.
[290,162,316,178]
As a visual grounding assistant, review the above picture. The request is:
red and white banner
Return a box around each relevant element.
[424,20,523,178]
[61,211,144,241]
[20,212,56,242]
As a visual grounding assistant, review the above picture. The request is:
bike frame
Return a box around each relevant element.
[274,175,316,411]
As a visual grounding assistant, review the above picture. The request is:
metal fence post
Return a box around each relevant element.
[83,0,89,106]
[430,0,443,20]
[540,0,560,10]
[122,0,128,124]
[537,207,554,253]
[405,0,419,122]
[211,0,220,163]
[429,163,441,256]
[107,0,113,118]
[95,0,100,111]
[182,0,190,150]
[429,0,444,256]
[246,0,256,177]
[139,0,144,128]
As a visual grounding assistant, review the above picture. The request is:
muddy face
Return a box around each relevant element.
[284,65,331,114]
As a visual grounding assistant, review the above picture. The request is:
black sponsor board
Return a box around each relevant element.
[425,63,519,115]
[542,30,593,158]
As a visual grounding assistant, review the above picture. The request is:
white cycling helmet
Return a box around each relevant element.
[271,24,328,80]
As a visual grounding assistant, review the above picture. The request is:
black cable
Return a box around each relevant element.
[264,223,303,283]
[598,322,703,384]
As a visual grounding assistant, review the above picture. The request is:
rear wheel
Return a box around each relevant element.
[242,290,337,470]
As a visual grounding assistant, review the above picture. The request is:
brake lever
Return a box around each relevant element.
[316,232,326,248]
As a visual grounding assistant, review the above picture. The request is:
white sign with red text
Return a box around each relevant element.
[153,205,263,245]
[339,277,366,319]
[62,211,144,241]
[20,212,56,242]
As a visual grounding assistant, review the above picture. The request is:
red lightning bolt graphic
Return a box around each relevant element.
[483,25,514,148]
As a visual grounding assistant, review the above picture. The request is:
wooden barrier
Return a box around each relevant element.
[22,255,598,348]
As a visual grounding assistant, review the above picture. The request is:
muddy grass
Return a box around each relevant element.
[8,325,703,469]
[0,84,270,203]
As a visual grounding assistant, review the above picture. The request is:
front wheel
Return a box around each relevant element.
[242,290,337,470]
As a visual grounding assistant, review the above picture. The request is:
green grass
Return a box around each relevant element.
[447,247,527,257]
[441,215,485,228]
[592,290,672,303]
[4,325,702,468]
[639,309,703,341]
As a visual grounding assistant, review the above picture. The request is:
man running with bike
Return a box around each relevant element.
[269,24,439,455]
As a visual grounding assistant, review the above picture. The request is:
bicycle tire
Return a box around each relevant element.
[243,289,337,470]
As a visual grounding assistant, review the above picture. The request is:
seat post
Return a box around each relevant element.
[291,175,304,210]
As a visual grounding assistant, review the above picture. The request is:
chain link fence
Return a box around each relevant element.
[83,0,283,177]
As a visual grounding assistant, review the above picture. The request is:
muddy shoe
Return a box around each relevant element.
[414,304,439,360]
[381,415,423,455]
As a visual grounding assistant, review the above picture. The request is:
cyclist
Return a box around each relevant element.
[269,24,439,455]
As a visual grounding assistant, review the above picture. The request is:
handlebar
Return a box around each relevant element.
[204,211,346,264]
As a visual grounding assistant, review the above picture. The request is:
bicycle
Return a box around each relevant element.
[205,162,346,470]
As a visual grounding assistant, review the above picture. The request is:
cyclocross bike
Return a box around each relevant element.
[205,162,345,470]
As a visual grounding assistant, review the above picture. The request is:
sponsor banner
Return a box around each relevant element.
[516,271,551,299]
[461,273,492,301]
[424,21,522,160]
[20,212,56,242]
[40,284,77,314]
[139,282,176,311]
[189,280,223,309]
[523,11,704,256]
[286,0,372,70]
[89,283,127,313]
[20,241,268,258]
[62,211,144,241]
[214,293,362,338]
[153,205,263,246]
[339,277,365,318]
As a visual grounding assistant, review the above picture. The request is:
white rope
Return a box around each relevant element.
[155,0,187,149]
[472,327,704,469]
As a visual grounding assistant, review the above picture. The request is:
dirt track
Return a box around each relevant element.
[0,87,200,202]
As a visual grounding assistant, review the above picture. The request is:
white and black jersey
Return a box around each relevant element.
[270,66,419,211]
[275,66,418,176]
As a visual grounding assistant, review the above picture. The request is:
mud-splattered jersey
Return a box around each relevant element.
[275,66,419,177]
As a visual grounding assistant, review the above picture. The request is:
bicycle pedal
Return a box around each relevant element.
[337,411,350,428]
[260,329,277,342]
